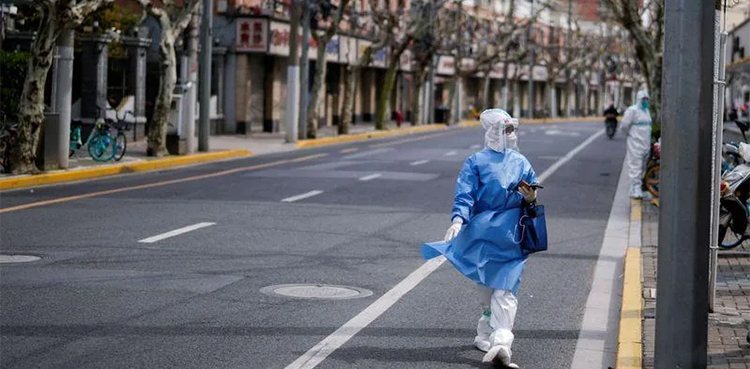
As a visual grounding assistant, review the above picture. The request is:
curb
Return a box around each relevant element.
[295,124,448,148]
[0,150,252,191]
[616,199,644,369]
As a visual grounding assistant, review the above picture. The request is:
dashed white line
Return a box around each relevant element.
[470,144,481,149]
[444,150,458,156]
[281,190,324,202]
[138,222,216,243]
[410,160,430,166]
[359,173,383,181]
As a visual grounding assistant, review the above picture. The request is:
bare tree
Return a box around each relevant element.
[134,0,201,156]
[601,0,664,123]
[306,0,351,138]
[8,0,114,174]
[339,1,391,133]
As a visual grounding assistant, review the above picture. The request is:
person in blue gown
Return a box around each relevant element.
[422,109,538,368]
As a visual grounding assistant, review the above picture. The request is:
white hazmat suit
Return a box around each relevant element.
[621,90,653,198]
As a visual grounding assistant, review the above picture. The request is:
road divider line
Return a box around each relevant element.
[281,190,324,203]
[340,148,358,154]
[537,129,605,183]
[444,150,457,156]
[370,131,451,148]
[1,153,328,214]
[139,222,216,243]
[284,256,447,369]
[410,160,430,166]
[359,173,382,181]
[285,127,605,369]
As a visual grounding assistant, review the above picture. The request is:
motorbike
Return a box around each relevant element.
[604,114,618,139]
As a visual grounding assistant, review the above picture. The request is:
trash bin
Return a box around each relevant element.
[434,106,450,124]
[167,93,186,155]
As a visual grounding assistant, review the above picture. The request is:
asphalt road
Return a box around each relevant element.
[0,123,627,369]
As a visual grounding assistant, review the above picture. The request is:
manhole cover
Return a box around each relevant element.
[261,284,373,300]
[0,254,41,263]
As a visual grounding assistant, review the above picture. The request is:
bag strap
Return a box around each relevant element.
[513,215,529,244]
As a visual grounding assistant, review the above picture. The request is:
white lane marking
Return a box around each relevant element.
[285,128,604,369]
[470,144,481,149]
[283,256,447,369]
[359,173,383,181]
[138,222,216,243]
[569,154,630,369]
[537,129,605,183]
[410,160,430,166]
[281,190,324,203]
[444,150,457,156]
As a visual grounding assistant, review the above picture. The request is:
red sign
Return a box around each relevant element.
[236,18,267,52]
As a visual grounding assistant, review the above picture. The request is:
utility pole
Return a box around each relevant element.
[186,18,199,153]
[286,0,301,143]
[198,0,212,152]
[654,1,715,368]
[527,0,535,119]
[298,0,311,140]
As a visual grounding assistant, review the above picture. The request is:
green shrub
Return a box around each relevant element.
[0,51,31,119]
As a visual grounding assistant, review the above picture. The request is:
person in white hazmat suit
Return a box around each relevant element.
[421,109,538,368]
[621,90,653,198]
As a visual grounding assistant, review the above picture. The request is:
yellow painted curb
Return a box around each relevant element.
[617,246,643,369]
[0,150,252,191]
[295,124,448,148]
[631,199,642,222]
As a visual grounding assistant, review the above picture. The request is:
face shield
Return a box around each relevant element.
[480,109,519,152]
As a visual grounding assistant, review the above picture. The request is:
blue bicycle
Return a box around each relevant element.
[69,107,131,162]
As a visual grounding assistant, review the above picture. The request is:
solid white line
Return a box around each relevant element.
[359,173,382,181]
[283,256,447,369]
[569,155,630,369]
[138,222,216,243]
[444,150,458,156]
[537,129,605,183]
[281,190,324,203]
[410,160,430,166]
[284,128,605,369]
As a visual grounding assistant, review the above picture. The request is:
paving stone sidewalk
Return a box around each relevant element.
[641,201,750,368]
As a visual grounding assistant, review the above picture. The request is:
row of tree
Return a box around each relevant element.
[302,0,624,138]
[8,0,203,174]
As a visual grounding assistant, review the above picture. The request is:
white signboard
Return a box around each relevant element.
[436,55,455,75]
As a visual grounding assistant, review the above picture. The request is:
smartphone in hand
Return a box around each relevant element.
[518,180,544,190]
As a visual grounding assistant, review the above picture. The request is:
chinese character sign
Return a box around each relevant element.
[236,18,267,52]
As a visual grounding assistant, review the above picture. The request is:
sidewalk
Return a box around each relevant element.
[640,200,750,368]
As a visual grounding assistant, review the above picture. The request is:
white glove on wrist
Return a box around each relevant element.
[444,217,464,242]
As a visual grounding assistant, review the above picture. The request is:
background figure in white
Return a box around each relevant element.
[620,89,653,198]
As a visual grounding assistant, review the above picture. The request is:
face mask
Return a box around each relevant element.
[505,132,518,149]
[641,100,650,110]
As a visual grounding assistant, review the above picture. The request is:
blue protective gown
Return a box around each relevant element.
[421,148,538,295]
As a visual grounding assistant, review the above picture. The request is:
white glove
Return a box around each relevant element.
[518,186,537,202]
[444,217,464,242]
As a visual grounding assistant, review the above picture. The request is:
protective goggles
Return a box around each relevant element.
[499,118,519,134]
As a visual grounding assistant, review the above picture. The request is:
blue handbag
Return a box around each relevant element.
[515,204,548,254]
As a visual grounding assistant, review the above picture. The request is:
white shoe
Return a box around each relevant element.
[482,345,517,366]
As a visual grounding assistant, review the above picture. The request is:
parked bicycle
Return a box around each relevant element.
[0,111,18,173]
[69,106,132,162]
[644,140,660,198]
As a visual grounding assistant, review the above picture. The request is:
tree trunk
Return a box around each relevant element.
[306,41,329,138]
[375,54,400,130]
[478,72,491,111]
[340,64,356,135]
[411,67,426,126]
[9,6,59,174]
[447,75,458,125]
[544,80,555,118]
[148,24,177,156]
